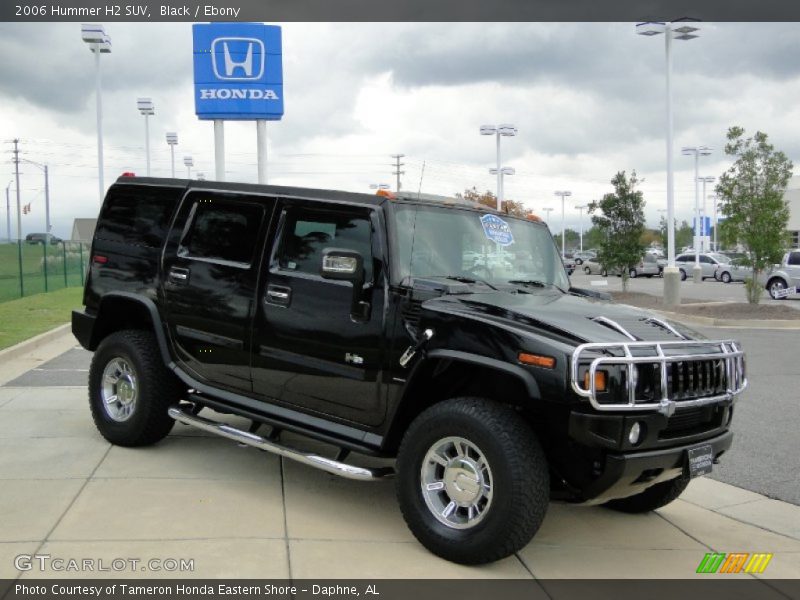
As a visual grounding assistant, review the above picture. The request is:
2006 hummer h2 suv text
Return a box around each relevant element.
[72,177,746,564]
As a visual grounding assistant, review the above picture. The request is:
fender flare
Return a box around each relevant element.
[94,292,173,368]
[409,348,541,400]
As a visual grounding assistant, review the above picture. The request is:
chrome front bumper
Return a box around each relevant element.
[570,338,747,417]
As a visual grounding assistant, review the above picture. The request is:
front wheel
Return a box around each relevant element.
[721,272,732,284]
[679,269,687,281]
[605,474,690,513]
[629,268,638,279]
[89,329,184,447]
[600,269,607,277]
[396,398,549,564]
[584,266,591,275]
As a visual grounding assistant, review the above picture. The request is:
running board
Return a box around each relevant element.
[168,406,394,481]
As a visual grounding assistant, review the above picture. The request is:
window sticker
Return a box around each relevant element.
[479,214,515,247]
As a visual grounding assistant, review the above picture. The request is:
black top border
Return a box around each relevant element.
[3,0,800,22]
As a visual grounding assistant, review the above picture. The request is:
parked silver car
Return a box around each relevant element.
[675,252,728,281]
[760,250,800,299]
[714,257,752,283]
[582,255,659,278]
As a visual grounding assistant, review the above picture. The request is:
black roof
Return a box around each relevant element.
[114,176,386,208]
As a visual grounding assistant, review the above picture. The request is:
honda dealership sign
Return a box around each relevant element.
[192,23,284,120]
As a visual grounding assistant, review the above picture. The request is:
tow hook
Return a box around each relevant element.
[399,329,434,367]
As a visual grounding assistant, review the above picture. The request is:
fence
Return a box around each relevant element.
[0,239,91,303]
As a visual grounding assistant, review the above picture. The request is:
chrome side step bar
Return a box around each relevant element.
[168,406,394,481]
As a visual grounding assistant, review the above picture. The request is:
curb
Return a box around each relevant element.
[654,310,800,329]
[0,322,73,362]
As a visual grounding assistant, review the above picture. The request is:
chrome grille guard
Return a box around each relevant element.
[570,339,747,417]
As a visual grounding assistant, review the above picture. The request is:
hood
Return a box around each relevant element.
[422,289,698,344]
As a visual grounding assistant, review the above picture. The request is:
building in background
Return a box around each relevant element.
[71,218,97,242]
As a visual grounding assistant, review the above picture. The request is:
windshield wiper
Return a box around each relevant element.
[507,279,566,293]
[435,275,498,290]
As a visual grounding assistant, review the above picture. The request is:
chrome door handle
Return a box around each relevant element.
[267,290,289,300]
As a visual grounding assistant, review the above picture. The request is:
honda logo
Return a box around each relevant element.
[211,37,265,80]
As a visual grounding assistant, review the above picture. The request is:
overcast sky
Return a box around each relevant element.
[2,22,800,238]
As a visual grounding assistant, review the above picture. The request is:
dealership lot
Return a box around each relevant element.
[0,330,798,581]
[571,270,800,308]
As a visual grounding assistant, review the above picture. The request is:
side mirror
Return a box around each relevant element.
[321,248,370,321]
[320,248,363,281]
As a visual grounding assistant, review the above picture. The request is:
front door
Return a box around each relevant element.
[162,191,271,393]
[251,200,387,427]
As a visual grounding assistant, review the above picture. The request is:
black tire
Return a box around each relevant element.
[768,277,788,300]
[574,258,583,265]
[600,269,607,277]
[721,272,732,284]
[396,397,549,564]
[629,268,637,279]
[604,474,690,513]
[679,269,687,281]
[88,329,183,447]
[584,266,591,275]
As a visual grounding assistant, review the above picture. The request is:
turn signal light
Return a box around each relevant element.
[583,370,608,391]
[518,353,556,369]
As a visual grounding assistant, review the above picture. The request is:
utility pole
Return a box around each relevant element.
[13,138,23,296]
[5,180,12,242]
[391,154,405,193]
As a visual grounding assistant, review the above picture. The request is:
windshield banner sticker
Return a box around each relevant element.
[480,214,515,246]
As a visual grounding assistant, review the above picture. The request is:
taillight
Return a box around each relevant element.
[120,172,136,177]
[92,255,108,264]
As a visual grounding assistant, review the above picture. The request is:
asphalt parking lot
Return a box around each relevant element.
[571,269,800,309]
[0,314,798,580]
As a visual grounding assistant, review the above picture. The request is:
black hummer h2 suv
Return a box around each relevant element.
[72,178,746,564]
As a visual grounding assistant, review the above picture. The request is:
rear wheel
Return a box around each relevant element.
[600,268,607,277]
[629,268,638,279]
[396,397,549,564]
[605,474,690,513]
[679,269,687,281]
[584,266,591,275]
[89,329,184,446]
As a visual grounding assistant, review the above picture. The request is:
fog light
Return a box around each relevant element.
[628,422,642,445]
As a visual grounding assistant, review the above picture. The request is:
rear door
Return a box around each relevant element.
[787,251,800,287]
[162,190,272,393]
[250,199,388,427]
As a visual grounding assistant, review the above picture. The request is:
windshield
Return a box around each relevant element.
[393,204,570,291]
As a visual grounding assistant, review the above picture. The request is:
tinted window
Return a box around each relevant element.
[788,252,800,266]
[278,208,373,279]
[180,200,263,266]
[96,186,178,247]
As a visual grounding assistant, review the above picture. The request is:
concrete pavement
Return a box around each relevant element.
[0,330,798,581]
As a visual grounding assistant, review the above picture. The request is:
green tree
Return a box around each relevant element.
[456,187,530,218]
[552,228,580,252]
[658,217,694,253]
[715,127,793,304]
[589,171,646,291]
[582,226,604,251]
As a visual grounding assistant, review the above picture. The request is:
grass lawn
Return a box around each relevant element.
[0,241,88,302]
[0,287,82,350]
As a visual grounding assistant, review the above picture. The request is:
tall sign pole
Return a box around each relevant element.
[193,23,284,183]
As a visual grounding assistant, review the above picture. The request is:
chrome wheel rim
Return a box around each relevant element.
[101,357,138,422]
[420,436,493,530]
[770,280,786,298]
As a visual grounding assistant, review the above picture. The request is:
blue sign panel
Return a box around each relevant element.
[480,214,515,247]
[193,23,283,120]
[693,216,712,236]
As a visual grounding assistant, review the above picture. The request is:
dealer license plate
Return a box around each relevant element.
[687,444,714,478]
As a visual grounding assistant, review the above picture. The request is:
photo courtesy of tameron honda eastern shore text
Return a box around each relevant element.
[72,177,747,565]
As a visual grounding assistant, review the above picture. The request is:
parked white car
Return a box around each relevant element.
[760,250,800,299]
[675,252,728,281]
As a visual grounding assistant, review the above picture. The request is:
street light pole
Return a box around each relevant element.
[554,190,572,258]
[710,194,719,251]
[637,19,701,305]
[489,167,515,211]
[166,132,178,178]
[480,124,517,210]
[682,146,712,282]
[82,25,111,204]
[22,160,51,234]
[576,204,586,252]
[5,180,12,242]
[184,156,193,179]
[137,98,155,176]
